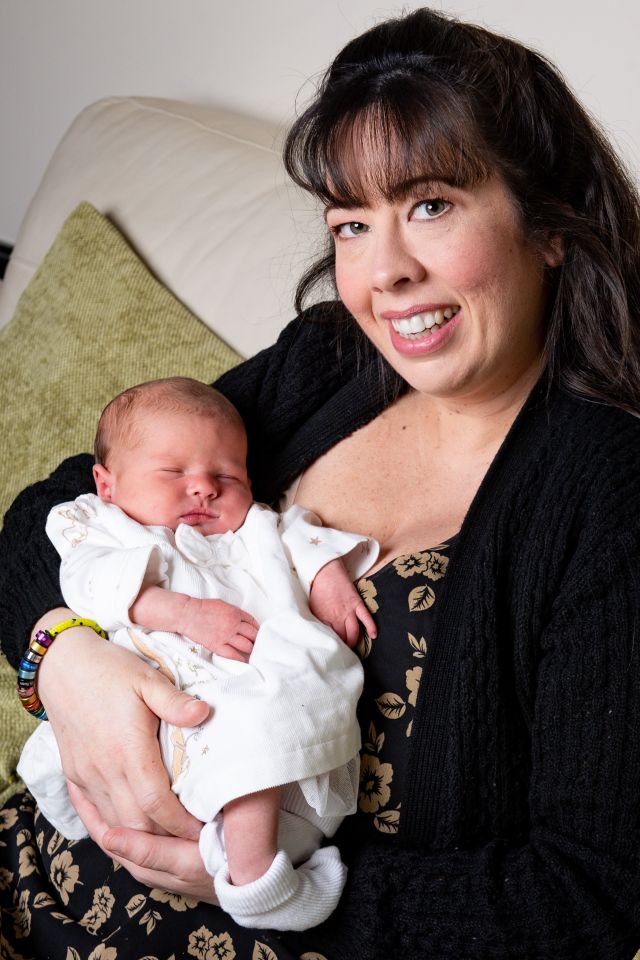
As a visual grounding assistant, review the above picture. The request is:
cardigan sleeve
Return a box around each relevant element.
[315,526,640,959]
[0,453,95,669]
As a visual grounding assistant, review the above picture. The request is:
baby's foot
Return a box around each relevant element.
[214,846,346,931]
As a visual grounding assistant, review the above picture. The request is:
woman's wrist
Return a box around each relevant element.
[31,607,77,637]
[34,609,110,716]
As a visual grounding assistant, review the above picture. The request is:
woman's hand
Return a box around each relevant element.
[68,784,217,903]
[37,608,209,839]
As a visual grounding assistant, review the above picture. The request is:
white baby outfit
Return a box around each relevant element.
[18,494,378,930]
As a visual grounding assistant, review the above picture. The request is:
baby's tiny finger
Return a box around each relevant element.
[238,621,258,641]
[344,612,360,647]
[232,633,254,654]
[219,644,249,663]
[357,602,378,638]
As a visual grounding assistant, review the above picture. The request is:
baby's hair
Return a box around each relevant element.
[94,377,245,466]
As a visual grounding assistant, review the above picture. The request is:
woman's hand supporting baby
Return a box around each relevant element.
[309,558,377,647]
[68,784,217,903]
[36,608,209,841]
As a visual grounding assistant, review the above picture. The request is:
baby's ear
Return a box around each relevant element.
[93,464,115,501]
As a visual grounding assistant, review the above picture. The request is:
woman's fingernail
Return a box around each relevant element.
[103,831,123,855]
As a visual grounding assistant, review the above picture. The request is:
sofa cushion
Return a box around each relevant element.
[0,96,319,356]
[0,200,242,520]
[0,200,242,800]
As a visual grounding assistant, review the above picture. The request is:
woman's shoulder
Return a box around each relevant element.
[550,389,640,465]
[529,389,640,532]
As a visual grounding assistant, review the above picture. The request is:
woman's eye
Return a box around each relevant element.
[333,221,369,239]
[412,199,450,220]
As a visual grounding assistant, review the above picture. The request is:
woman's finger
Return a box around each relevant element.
[140,672,210,728]
[68,771,155,833]
[71,784,216,902]
[102,828,217,902]
[67,780,113,845]
[106,854,217,903]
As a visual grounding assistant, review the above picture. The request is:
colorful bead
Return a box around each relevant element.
[17,617,106,721]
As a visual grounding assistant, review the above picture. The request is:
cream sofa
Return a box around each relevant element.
[0,95,322,799]
[0,95,319,357]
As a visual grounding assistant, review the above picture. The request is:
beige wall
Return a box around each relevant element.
[1,0,638,245]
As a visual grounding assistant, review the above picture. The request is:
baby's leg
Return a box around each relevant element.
[214,795,347,931]
[211,786,347,930]
[223,786,280,885]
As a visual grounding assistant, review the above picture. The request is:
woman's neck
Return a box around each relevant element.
[407,359,543,456]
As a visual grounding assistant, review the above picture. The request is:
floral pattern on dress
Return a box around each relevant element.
[355,541,455,835]
[0,790,329,959]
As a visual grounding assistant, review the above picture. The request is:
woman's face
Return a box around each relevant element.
[326,173,560,406]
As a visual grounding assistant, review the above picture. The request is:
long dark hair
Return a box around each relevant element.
[284,8,640,412]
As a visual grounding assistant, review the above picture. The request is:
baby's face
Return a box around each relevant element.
[96,410,253,535]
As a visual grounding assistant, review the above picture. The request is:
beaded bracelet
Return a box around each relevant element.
[17,617,107,720]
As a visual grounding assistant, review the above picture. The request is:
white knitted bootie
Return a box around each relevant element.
[214,846,346,931]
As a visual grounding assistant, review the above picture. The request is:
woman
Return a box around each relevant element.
[3,7,640,958]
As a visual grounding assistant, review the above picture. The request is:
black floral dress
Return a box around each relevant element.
[0,791,310,960]
[354,542,455,836]
[0,542,454,959]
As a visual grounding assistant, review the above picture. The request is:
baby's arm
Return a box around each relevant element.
[46,497,258,662]
[278,505,378,646]
[130,586,258,662]
[310,557,377,647]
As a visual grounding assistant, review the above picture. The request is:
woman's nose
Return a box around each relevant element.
[370,226,426,292]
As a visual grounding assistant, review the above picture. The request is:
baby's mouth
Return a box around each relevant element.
[391,306,460,339]
[181,510,218,523]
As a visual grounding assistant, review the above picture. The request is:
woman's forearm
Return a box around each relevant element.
[36,614,209,839]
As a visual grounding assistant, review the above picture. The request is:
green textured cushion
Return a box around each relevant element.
[0,201,243,801]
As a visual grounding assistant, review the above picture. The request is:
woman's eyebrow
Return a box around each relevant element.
[388,175,454,200]
[324,175,455,217]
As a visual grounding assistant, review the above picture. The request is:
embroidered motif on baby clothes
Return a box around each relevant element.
[57,502,95,547]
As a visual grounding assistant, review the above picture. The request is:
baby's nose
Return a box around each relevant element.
[188,473,218,497]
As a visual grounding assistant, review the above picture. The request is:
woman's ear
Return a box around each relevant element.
[543,232,565,268]
[93,464,115,501]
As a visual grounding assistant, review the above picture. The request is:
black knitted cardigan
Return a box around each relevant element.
[3,307,640,958]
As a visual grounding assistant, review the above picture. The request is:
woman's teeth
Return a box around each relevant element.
[391,306,460,338]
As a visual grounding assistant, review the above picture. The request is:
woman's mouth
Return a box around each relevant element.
[390,306,460,339]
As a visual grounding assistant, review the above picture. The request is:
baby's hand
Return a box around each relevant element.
[309,557,377,647]
[180,597,259,662]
